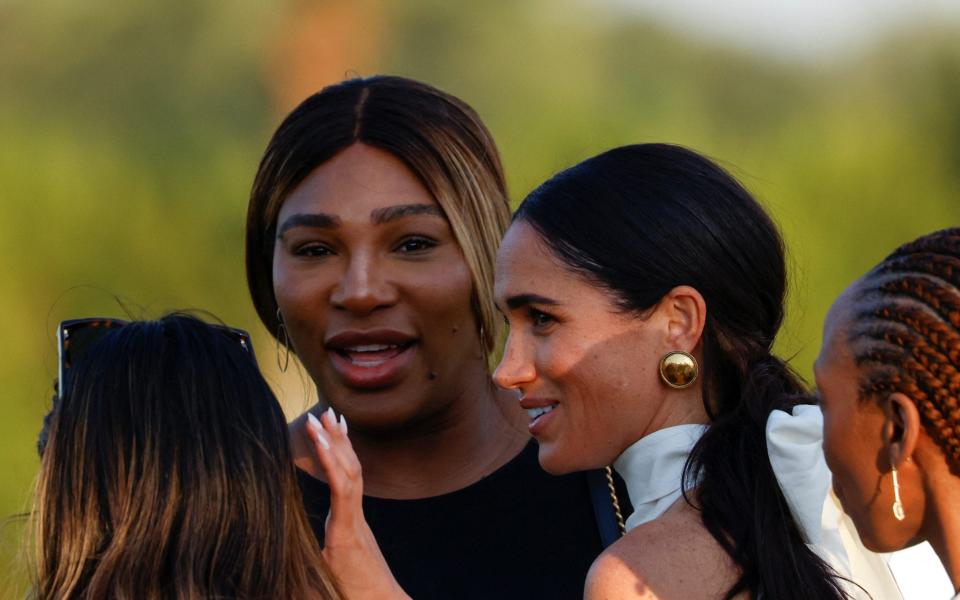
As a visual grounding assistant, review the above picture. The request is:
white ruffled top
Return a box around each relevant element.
[612,404,903,600]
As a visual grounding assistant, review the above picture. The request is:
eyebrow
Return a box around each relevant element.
[370,204,444,224]
[505,294,560,310]
[277,213,341,238]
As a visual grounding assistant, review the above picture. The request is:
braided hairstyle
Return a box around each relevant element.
[847,227,960,473]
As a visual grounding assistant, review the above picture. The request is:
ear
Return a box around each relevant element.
[882,392,921,468]
[658,285,707,352]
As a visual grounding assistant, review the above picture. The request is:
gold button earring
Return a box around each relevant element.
[659,351,699,389]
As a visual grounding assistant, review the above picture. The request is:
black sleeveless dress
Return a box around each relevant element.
[298,440,630,600]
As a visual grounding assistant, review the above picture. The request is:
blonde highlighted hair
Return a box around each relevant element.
[245,75,510,358]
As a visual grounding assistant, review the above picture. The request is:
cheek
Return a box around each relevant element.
[823,409,869,498]
[415,261,475,332]
[554,348,652,443]
[424,260,474,313]
[821,411,846,475]
[271,259,340,369]
[578,343,657,423]
[272,254,329,311]
[408,258,481,376]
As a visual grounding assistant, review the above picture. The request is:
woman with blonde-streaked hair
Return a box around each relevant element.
[246,75,628,599]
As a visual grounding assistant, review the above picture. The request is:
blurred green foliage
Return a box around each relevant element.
[1,0,958,592]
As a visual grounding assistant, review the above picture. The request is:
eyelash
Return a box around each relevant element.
[394,236,437,254]
[291,236,437,258]
[293,243,334,258]
[528,308,556,329]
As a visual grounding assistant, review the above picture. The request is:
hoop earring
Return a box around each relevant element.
[659,351,698,389]
[891,465,906,521]
[276,308,290,373]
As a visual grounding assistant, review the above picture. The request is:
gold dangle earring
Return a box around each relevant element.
[276,308,290,373]
[659,351,699,389]
[891,464,906,521]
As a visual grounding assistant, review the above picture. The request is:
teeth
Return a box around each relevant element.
[526,404,557,420]
[352,358,387,367]
[346,344,397,352]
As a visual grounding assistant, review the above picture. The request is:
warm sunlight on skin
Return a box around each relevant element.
[585,499,743,600]
[815,283,960,598]
[493,222,708,474]
[814,286,926,552]
[272,143,486,431]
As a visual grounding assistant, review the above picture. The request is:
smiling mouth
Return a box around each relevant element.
[325,330,419,389]
[335,343,415,367]
[526,403,558,423]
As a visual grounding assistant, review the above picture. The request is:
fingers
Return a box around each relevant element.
[306,408,364,535]
[306,411,410,600]
[309,408,362,489]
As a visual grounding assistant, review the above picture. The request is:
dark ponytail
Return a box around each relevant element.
[515,144,849,600]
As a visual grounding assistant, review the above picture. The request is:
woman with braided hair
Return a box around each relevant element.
[815,227,960,597]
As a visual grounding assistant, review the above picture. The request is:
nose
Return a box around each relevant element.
[493,331,537,392]
[330,252,399,315]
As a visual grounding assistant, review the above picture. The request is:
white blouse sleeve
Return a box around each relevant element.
[766,404,903,600]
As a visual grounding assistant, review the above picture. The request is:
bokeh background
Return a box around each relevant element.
[2,0,959,595]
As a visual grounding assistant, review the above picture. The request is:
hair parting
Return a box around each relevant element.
[246,75,510,359]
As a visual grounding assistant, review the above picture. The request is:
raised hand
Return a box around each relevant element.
[306,409,411,600]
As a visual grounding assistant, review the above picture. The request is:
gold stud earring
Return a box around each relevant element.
[891,465,905,521]
[659,351,699,389]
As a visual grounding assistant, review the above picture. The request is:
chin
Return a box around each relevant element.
[847,516,902,553]
[537,444,601,475]
[328,390,427,431]
[856,530,886,553]
[859,531,906,554]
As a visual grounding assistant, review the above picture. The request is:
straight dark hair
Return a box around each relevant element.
[246,75,510,357]
[514,144,849,599]
[33,314,340,599]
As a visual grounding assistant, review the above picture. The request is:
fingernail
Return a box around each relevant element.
[307,412,322,432]
[326,406,336,425]
[339,414,348,434]
[315,430,330,450]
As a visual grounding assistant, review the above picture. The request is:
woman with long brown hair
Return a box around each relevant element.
[32,314,344,599]
[815,227,960,597]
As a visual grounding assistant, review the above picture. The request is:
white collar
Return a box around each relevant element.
[612,423,707,531]
[611,406,901,599]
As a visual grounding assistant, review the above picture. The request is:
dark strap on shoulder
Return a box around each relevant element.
[587,468,621,549]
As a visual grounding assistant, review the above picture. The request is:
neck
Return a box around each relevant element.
[634,384,709,442]
[921,462,960,593]
[292,369,529,499]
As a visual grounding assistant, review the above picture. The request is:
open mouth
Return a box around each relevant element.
[522,401,560,435]
[325,330,419,389]
[334,342,415,367]
[526,404,557,422]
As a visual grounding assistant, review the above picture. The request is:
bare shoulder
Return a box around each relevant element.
[585,500,742,600]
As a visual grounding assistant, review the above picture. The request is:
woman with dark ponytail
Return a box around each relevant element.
[815,227,960,597]
[493,144,896,599]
